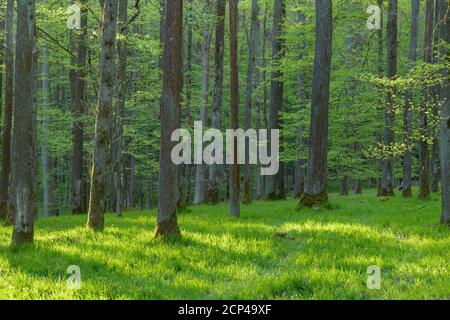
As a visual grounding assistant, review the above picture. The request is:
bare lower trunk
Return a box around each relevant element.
[266,0,285,201]
[300,0,333,208]
[208,0,226,205]
[87,0,118,230]
[340,176,349,196]
[229,0,240,218]
[0,0,14,220]
[70,0,88,215]
[154,0,182,237]
[12,0,38,244]
[438,0,450,225]
[380,0,398,197]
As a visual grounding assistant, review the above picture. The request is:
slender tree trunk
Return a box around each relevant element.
[41,43,59,217]
[194,1,213,205]
[380,0,398,197]
[87,0,118,230]
[418,0,434,200]
[376,0,384,197]
[208,0,226,204]
[402,0,420,198]
[299,0,333,208]
[154,0,182,238]
[178,0,193,210]
[254,5,262,200]
[438,0,450,225]
[12,0,38,244]
[0,0,14,221]
[112,0,128,217]
[70,0,88,214]
[266,0,286,200]
[242,0,260,204]
[229,0,240,218]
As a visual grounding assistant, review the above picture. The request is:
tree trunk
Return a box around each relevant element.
[208,0,226,205]
[438,0,450,225]
[266,0,286,200]
[0,0,14,221]
[87,0,118,230]
[380,0,398,197]
[194,1,213,205]
[376,0,384,197]
[340,176,349,196]
[418,0,434,200]
[402,0,420,198]
[154,0,182,238]
[242,0,259,204]
[70,0,88,215]
[111,0,128,217]
[300,0,333,208]
[229,0,240,218]
[12,0,38,244]
[41,43,59,217]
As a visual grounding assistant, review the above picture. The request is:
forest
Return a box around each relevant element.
[0,0,449,300]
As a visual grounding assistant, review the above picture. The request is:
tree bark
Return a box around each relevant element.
[12,0,38,244]
[229,0,240,218]
[438,0,450,225]
[0,0,14,221]
[194,0,213,205]
[266,0,286,200]
[154,0,182,238]
[242,0,260,204]
[340,176,349,196]
[418,0,434,200]
[300,0,333,208]
[380,0,398,197]
[402,0,420,198]
[70,0,88,215]
[112,0,128,217]
[207,0,226,205]
[87,0,119,230]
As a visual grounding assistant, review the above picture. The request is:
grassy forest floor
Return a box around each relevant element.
[0,190,449,300]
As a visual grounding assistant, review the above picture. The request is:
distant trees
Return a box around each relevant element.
[154,0,182,237]
[87,0,119,230]
[11,0,38,243]
[300,0,333,207]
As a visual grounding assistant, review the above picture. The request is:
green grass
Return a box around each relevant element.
[0,190,449,300]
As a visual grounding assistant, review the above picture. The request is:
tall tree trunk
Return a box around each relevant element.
[402,0,420,198]
[376,0,384,197]
[299,0,333,208]
[154,0,182,238]
[254,3,263,200]
[12,0,38,244]
[418,0,434,200]
[41,43,59,217]
[242,0,260,204]
[380,0,398,197]
[229,0,240,218]
[438,0,450,225]
[260,6,269,198]
[194,1,213,205]
[266,0,286,200]
[207,0,226,205]
[0,0,14,221]
[112,0,128,217]
[87,0,119,230]
[70,0,88,214]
